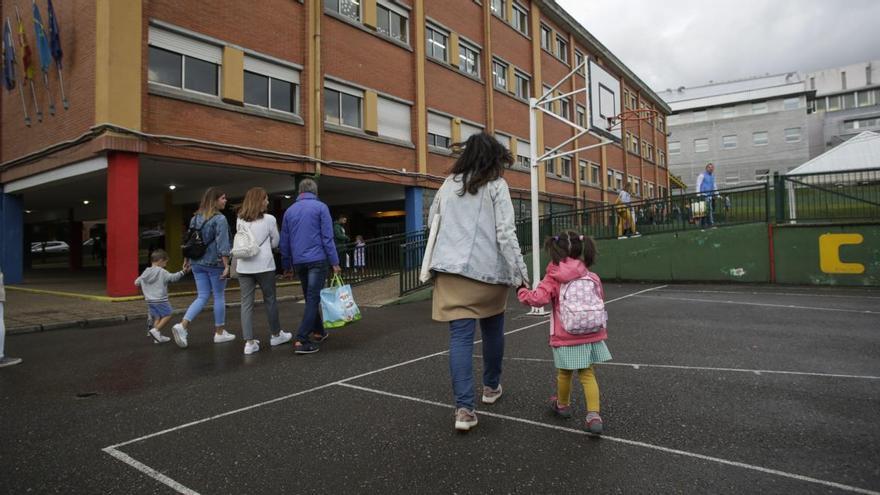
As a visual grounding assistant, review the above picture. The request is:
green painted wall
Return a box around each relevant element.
[773,223,880,286]
[591,223,770,283]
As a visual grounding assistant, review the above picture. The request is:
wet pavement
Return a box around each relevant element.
[1,283,878,494]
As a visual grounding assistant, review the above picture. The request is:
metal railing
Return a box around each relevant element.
[332,232,411,287]
[776,168,880,223]
[398,232,428,296]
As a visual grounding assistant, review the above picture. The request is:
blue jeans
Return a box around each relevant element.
[701,195,715,227]
[449,312,505,410]
[294,261,329,342]
[183,264,226,326]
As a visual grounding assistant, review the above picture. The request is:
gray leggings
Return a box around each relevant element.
[239,271,282,341]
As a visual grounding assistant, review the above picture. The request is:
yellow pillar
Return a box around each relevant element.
[447,32,459,67]
[482,0,494,132]
[95,0,142,129]
[414,0,427,173]
[307,0,323,166]
[221,46,244,105]
[164,193,183,271]
[506,65,516,94]
[363,0,378,29]
[364,91,379,135]
[600,146,608,203]
[451,118,462,144]
[509,138,518,158]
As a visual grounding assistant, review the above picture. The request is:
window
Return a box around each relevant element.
[644,142,654,161]
[669,141,681,155]
[242,57,300,114]
[540,25,551,50]
[492,59,507,90]
[590,164,600,185]
[376,2,408,44]
[624,90,638,110]
[560,156,572,179]
[148,28,221,97]
[516,139,530,168]
[752,101,768,114]
[515,72,530,100]
[658,150,666,167]
[324,83,362,128]
[843,93,855,109]
[555,35,568,62]
[578,160,587,184]
[657,114,665,131]
[844,117,879,130]
[633,180,640,196]
[784,127,801,143]
[810,76,815,90]
[542,84,553,111]
[458,42,480,77]
[755,169,770,182]
[783,97,799,110]
[725,170,739,185]
[606,169,613,188]
[495,133,511,151]
[693,110,707,122]
[427,112,451,148]
[377,97,411,141]
[721,135,737,150]
[648,183,654,198]
[632,134,641,155]
[425,25,447,62]
[490,0,506,19]
[576,105,586,127]
[694,138,708,153]
[560,98,571,119]
[753,131,768,146]
[722,106,736,119]
[511,3,528,35]
[574,50,584,71]
[544,148,555,175]
[858,91,871,107]
[867,66,873,86]
[325,0,360,22]
[841,71,847,90]
[615,172,623,191]
[827,95,840,111]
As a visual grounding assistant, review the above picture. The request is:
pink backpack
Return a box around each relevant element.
[558,275,607,335]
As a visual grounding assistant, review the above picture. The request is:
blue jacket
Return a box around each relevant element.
[189,213,231,268]
[280,193,339,269]
[699,172,716,196]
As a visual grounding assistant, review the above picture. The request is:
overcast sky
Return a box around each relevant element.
[558,0,880,91]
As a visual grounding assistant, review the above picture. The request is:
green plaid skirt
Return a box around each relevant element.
[552,341,612,370]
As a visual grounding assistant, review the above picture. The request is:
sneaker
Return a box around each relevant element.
[213,330,236,344]
[0,357,23,368]
[454,408,478,431]
[309,331,329,343]
[270,330,293,346]
[171,323,188,348]
[585,412,604,434]
[148,328,171,344]
[244,340,260,355]
[293,341,320,354]
[481,384,503,404]
[549,396,573,418]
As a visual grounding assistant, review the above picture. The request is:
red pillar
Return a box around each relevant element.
[106,152,139,296]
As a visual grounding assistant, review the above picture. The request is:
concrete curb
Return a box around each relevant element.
[7,295,304,335]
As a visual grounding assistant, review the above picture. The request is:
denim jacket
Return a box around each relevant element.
[428,175,529,287]
[189,213,231,268]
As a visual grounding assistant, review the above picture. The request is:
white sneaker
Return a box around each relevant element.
[454,408,478,431]
[270,330,293,346]
[148,328,171,344]
[172,323,188,348]
[214,330,236,343]
[244,340,260,355]
[0,357,23,368]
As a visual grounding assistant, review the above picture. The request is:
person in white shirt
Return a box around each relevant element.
[235,187,291,355]
[0,268,22,368]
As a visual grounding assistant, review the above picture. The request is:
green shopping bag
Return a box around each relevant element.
[320,275,362,329]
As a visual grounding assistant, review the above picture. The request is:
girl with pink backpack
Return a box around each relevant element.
[517,231,611,434]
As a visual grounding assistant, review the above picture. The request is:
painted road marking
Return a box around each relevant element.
[338,382,880,495]
[635,294,880,315]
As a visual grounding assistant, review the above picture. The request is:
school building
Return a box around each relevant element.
[0,0,670,296]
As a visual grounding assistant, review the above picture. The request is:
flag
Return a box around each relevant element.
[33,1,51,73]
[46,0,61,68]
[3,20,16,91]
[17,15,34,80]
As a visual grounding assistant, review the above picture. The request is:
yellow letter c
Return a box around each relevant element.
[819,234,865,274]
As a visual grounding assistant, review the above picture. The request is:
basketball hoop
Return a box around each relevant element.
[606,108,659,132]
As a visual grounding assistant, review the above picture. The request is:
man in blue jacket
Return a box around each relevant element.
[280,178,341,354]
[696,163,717,227]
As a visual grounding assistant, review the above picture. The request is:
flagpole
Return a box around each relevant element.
[56,64,67,109]
[33,0,54,115]
[42,71,54,115]
[5,19,30,125]
[14,6,40,122]
[29,78,41,121]
[18,85,32,126]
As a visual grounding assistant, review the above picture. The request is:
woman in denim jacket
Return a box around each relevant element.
[172,187,235,348]
[427,133,529,431]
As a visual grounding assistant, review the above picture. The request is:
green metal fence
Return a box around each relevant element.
[333,232,410,287]
[776,168,880,223]
[398,232,428,296]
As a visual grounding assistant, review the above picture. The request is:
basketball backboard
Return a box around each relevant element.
[588,60,622,142]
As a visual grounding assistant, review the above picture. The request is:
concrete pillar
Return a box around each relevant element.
[106,152,140,296]
[0,188,24,284]
[163,192,184,271]
[405,186,424,233]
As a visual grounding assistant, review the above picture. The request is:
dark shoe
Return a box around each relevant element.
[294,341,320,354]
[549,396,573,418]
[309,332,329,343]
[0,357,23,368]
[585,412,604,434]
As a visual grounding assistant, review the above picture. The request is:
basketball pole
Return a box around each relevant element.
[527,98,550,316]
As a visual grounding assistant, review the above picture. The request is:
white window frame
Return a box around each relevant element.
[492,59,508,90]
[560,156,572,179]
[458,40,480,77]
[540,25,551,50]
[511,2,528,35]
[668,141,681,155]
[722,106,736,119]
[377,96,411,142]
[576,104,586,127]
[325,0,362,22]
[752,101,768,114]
[376,1,409,44]
[784,127,801,143]
[514,71,530,100]
[427,111,452,148]
[324,80,364,129]
[755,169,770,182]
[555,34,568,62]
[752,131,769,146]
[490,0,506,19]
[243,56,301,114]
[721,134,737,150]
[694,138,709,153]
[148,27,223,97]
[783,97,799,110]
[425,24,448,62]
[590,163,600,185]
[516,139,530,168]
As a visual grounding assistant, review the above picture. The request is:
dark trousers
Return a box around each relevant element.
[294,261,329,342]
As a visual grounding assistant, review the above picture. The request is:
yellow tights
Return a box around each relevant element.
[556,367,600,412]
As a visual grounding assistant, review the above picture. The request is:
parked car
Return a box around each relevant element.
[30,241,70,254]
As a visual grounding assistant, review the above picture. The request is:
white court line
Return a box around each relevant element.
[485,356,880,380]
[338,382,880,495]
[658,288,880,300]
[102,285,667,493]
[636,294,880,315]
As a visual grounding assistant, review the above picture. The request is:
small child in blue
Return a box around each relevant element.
[135,249,189,344]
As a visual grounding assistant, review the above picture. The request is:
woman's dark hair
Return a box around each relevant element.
[544,230,597,267]
[449,132,513,195]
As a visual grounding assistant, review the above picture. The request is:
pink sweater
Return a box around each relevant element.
[517,258,608,348]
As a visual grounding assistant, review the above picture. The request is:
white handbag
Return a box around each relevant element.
[419,212,441,283]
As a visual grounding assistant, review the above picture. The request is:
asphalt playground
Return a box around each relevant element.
[1,282,878,494]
